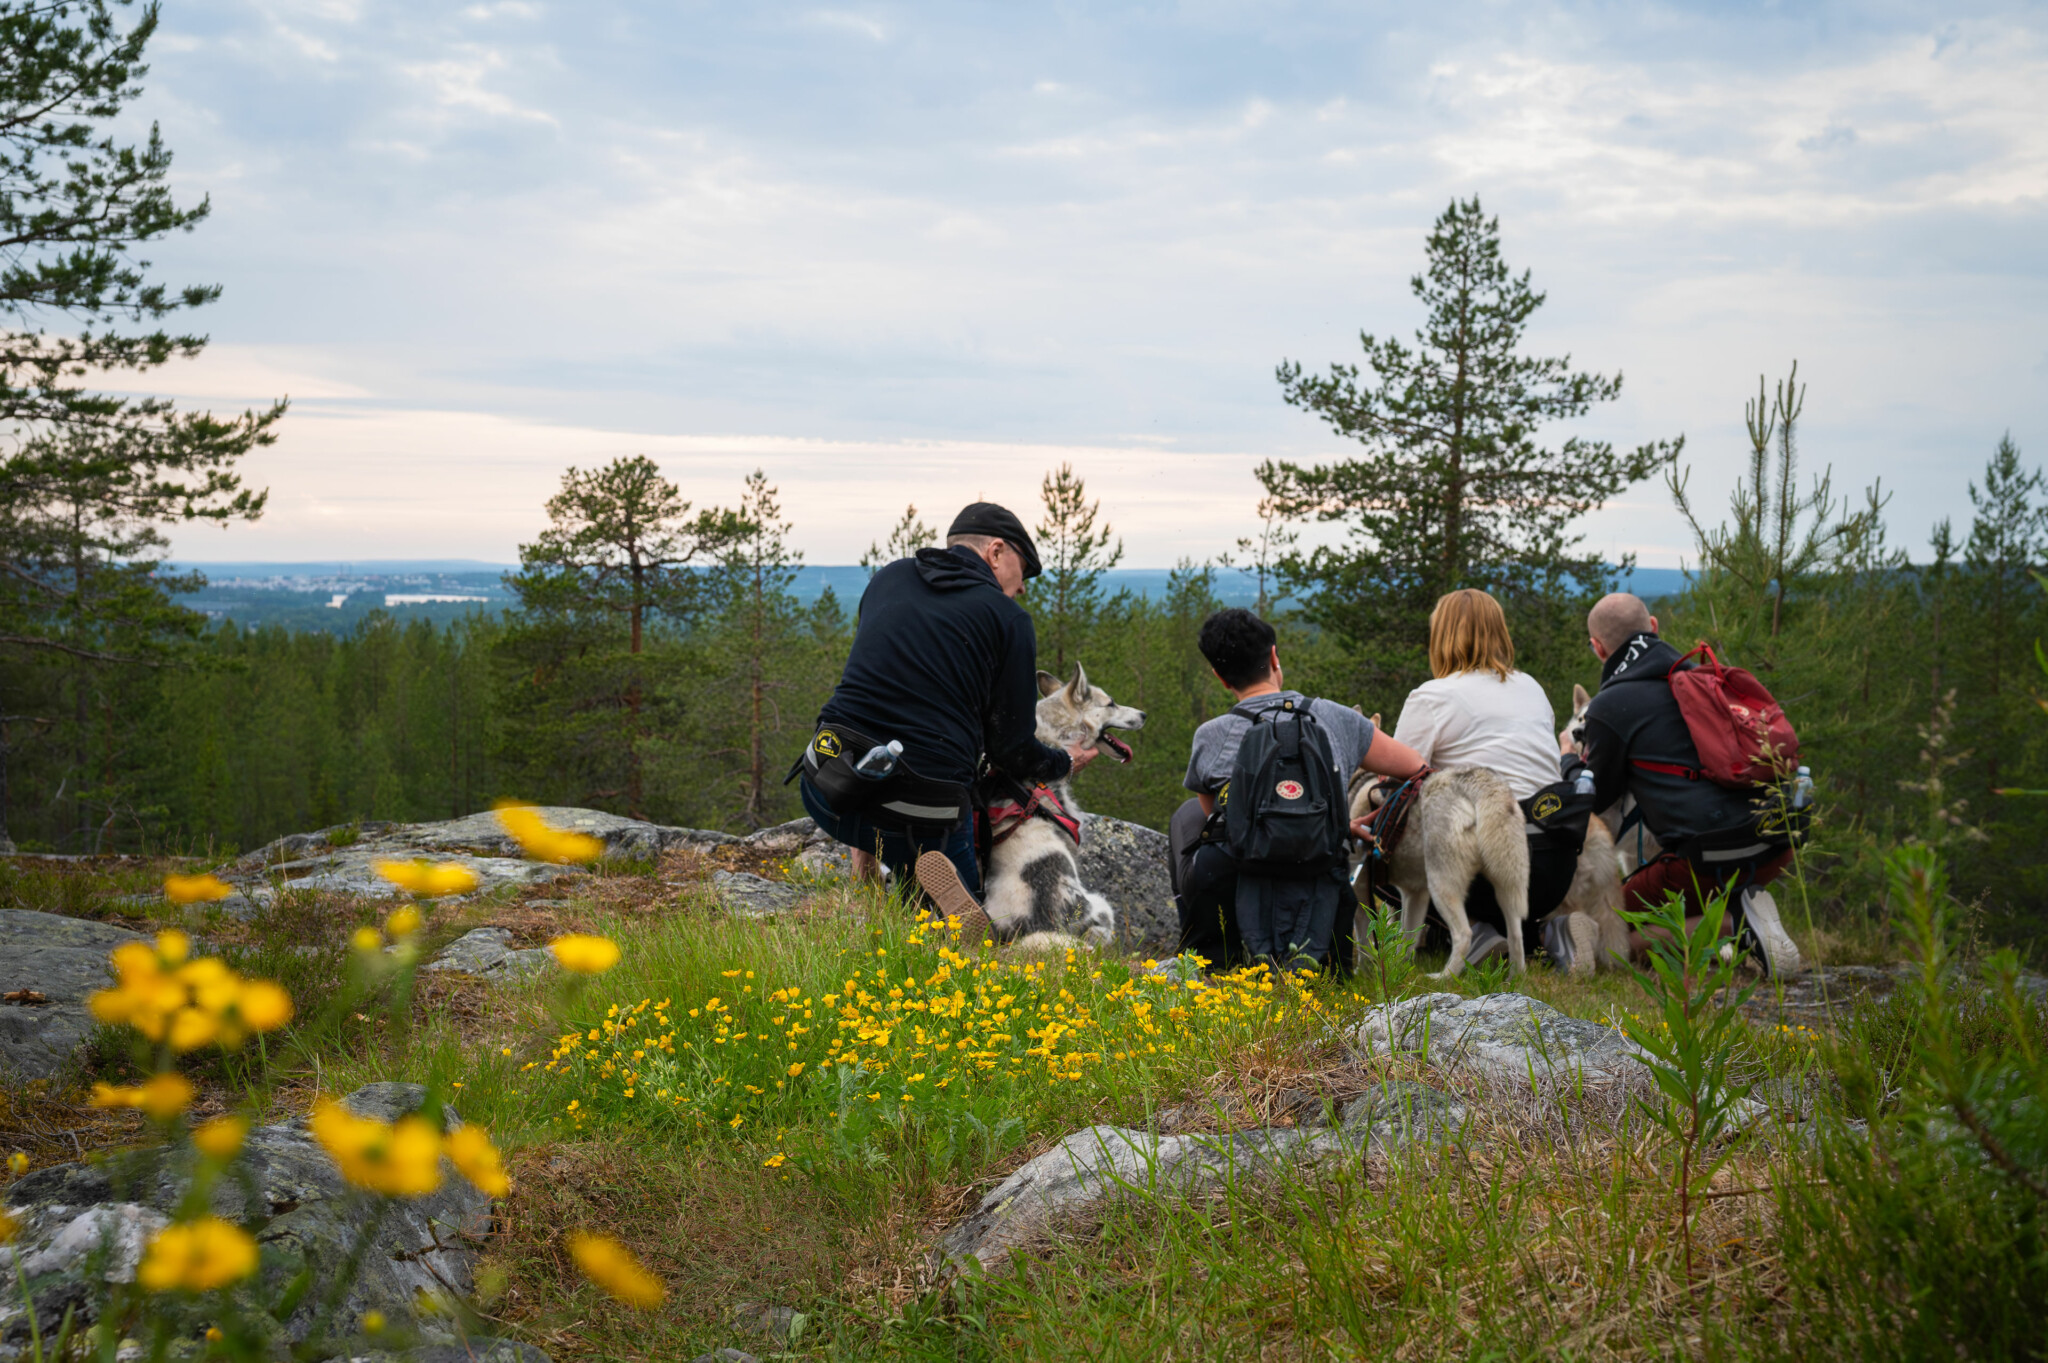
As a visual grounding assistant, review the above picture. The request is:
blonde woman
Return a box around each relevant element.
[1392,589,1588,968]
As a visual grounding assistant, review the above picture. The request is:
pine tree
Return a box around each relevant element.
[1030,464,1123,675]
[859,503,936,576]
[1260,197,1676,691]
[1959,433,2048,792]
[505,455,741,817]
[0,3,286,849]
[719,470,801,829]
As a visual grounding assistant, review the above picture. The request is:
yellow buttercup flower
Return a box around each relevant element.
[308,1099,443,1196]
[137,1217,258,1292]
[352,926,384,953]
[88,936,291,1052]
[550,934,620,974]
[0,1209,17,1244]
[6,1152,26,1177]
[566,1230,664,1308]
[385,905,423,938]
[444,1124,511,1197]
[494,801,605,865]
[163,875,234,906]
[192,1115,250,1161]
[373,860,479,898]
[362,1310,386,1334]
[90,1073,196,1120]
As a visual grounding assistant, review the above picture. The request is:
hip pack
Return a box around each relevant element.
[796,723,970,833]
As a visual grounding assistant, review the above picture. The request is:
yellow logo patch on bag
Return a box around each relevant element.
[1532,792,1563,820]
[814,730,842,759]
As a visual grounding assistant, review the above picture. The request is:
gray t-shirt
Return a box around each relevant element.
[1184,691,1378,796]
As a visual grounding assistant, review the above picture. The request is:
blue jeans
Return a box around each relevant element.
[799,778,981,897]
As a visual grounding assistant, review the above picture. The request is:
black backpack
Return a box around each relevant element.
[1223,699,1348,880]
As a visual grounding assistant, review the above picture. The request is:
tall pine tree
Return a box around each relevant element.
[1260,197,1676,693]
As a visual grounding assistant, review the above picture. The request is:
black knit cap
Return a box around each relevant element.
[947,502,1042,579]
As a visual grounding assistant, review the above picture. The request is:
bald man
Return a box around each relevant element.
[1561,592,1803,976]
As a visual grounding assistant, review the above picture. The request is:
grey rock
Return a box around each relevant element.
[690,1351,761,1363]
[712,871,804,917]
[404,1344,553,1363]
[931,1116,1431,1279]
[225,808,742,904]
[1338,1081,1468,1141]
[793,845,852,879]
[4,1083,499,1356]
[1075,815,1176,957]
[732,1301,802,1339]
[1353,992,1646,1090]
[423,929,556,981]
[0,908,146,1081]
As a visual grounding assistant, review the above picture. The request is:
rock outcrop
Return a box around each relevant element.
[1352,991,1648,1091]
[2,1083,538,1361]
[1075,815,1177,957]
[0,910,146,1081]
[212,808,738,906]
[423,927,556,979]
[931,1081,1466,1278]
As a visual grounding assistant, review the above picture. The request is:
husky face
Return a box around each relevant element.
[1562,683,1593,755]
[1034,663,1146,764]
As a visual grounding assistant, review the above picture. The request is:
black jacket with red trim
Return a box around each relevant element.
[816,546,1070,790]
[1561,632,1762,854]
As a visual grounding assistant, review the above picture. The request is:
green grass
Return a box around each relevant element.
[9,857,2044,1360]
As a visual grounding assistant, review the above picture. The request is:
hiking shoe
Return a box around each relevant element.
[1540,915,1574,972]
[1736,886,1803,978]
[915,851,995,948]
[1466,922,1509,967]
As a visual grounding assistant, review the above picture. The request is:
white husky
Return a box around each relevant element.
[1349,766,1533,976]
[980,664,1145,951]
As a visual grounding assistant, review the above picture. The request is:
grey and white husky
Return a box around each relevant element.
[981,663,1145,951]
[1349,766,1534,976]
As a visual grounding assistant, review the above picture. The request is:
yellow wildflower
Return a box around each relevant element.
[362,1311,386,1334]
[308,1099,443,1196]
[192,1115,250,1161]
[445,1124,511,1197]
[373,860,479,898]
[137,1217,258,1292]
[566,1231,665,1309]
[786,1062,805,1078]
[90,1073,196,1120]
[6,1152,26,1177]
[163,874,234,906]
[0,1209,16,1243]
[494,801,605,865]
[762,1152,787,1169]
[550,934,620,974]
[385,905,423,938]
[352,927,384,953]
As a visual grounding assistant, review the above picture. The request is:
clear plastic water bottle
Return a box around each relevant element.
[854,739,903,780]
[1574,768,1595,798]
[1791,764,1814,811]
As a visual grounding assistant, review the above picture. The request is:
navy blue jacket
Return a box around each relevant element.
[816,546,1070,788]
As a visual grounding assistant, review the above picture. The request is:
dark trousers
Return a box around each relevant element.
[800,777,981,896]
[1169,797,1353,974]
[1461,834,1582,952]
[1622,847,1793,920]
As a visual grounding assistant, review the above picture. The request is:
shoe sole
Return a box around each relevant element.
[1467,927,1508,965]
[915,851,995,948]
[1740,889,1803,977]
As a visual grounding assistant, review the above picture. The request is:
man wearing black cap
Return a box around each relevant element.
[797,502,1097,935]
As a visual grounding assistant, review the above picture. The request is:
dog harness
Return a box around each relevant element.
[982,776,1083,848]
[1358,767,1431,863]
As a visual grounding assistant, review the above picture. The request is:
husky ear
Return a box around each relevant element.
[1369,712,1382,729]
[1572,683,1592,710]
[1065,661,1089,699]
[1036,670,1064,699]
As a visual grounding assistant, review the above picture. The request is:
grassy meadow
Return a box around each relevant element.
[2,847,2044,1362]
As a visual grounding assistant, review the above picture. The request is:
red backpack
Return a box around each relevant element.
[1634,643,1800,788]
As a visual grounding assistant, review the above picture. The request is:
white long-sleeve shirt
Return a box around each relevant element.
[1392,669,1564,799]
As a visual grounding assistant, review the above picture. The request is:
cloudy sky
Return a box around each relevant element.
[133,0,2047,567]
